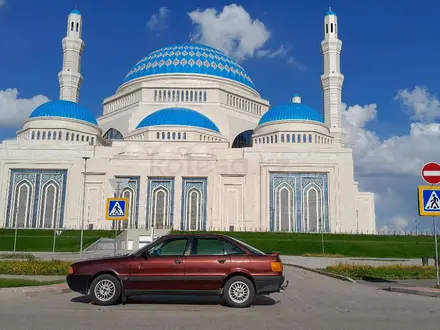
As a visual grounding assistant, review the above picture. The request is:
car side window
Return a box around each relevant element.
[190,238,225,256]
[220,239,247,255]
[147,238,188,256]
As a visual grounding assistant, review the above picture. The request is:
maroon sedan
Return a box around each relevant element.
[67,233,288,308]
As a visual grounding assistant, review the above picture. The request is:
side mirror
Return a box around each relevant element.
[142,250,150,259]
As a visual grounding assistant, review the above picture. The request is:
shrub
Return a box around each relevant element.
[0,260,71,275]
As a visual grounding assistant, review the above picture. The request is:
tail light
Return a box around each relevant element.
[68,266,74,275]
[271,261,283,273]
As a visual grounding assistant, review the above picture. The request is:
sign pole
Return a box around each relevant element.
[433,215,440,286]
[79,156,89,260]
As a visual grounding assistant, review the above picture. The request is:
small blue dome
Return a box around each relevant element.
[325,10,336,16]
[124,43,256,91]
[70,9,81,15]
[136,107,220,133]
[29,100,97,125]
[258,102,324,125]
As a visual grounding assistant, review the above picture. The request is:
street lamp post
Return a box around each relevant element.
[79,156,90,260]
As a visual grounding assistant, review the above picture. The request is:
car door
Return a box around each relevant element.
[127,237,189,291]
[183,237,232,291]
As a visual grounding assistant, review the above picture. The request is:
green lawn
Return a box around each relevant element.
[176,231,439,259]
[325,264,438,280]
[0,278,65,288]
[0,229,117,252]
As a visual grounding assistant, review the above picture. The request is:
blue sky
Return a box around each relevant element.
[1,0,439,230]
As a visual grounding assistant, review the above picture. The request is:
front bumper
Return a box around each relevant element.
[66,274,92,295]
[254,275,288,294]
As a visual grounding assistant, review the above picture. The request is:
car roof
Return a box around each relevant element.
[163,233,230,239]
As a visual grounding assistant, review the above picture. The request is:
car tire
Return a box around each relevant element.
[89,274,121,306]
[223,276,255,308]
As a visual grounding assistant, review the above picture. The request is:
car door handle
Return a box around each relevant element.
[174,259,183,264]
[217,259,226,264]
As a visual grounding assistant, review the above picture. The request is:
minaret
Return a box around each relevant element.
[58,9,85,103]
[320,8,345,146]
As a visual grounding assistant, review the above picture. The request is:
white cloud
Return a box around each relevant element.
[342,86,440,231]
[395,86,440,122]
[0,0,4,8]
[147,7,169,31]
[0,89,50,128]
[188,4,292,63]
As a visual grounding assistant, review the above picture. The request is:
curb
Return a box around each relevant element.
[383,287,440,298]
[0,282,71,297]
[284,263,358,283]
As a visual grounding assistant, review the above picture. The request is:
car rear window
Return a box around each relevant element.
[228,237,266,255]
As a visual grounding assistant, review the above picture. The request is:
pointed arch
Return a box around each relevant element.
[232,130,253,148]
[39,180,60,228]
[103,128,123,140]
[12,180,33,228]
[122,187,135,229]
[151,186,170,229]
[274,182,295,232]
[302,183,323,233]
[185,187,202,230]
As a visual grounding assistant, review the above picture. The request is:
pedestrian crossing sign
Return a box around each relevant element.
[106,198,129,220]
[418,186,440,216]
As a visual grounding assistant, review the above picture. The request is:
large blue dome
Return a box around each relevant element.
[136,107,220,133]
[258,98,324,125]
[124,43,256,91]
[29,100,97,125]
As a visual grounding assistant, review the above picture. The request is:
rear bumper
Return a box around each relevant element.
[254,275,288,294]
[66,274,92,295]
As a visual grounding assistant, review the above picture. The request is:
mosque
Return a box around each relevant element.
[0,8,376,234]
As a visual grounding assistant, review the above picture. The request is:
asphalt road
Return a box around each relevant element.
[0,267,439,330]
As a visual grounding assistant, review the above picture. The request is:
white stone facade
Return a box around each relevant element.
[0,9,376,233]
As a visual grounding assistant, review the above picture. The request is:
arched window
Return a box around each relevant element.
[303,184,323,233]
[103,128,123,140]
[297,134,301,143]
[76,134,79,141]
[122,187,136,229]
[286,134,290,143]
[186,188,202,230]
[48,131,52,140]
[76,22,79,32]
[274,183,294,232]
[31,132,35,140]
[308,134,312,143]
[275,135,278,143]
[177,90,180,101]
[154,90,157,101]
[232,130,253,148]
[86,136,90,142]
[203,91,207,102]
[151,187,169,229]
[172,90,175,102]
[281,134,285,143]
[13,180,33,228]
[81,135,85,141]
[91,137,94,145]
[167,90,171,101]
[66,132,69,140]
[292,134,296,143]
[172,132,176,140]
[159,90,162,101]
[58,131,62,140]
[162,132,165,139]
[185,90,189,102]
[42,131,46,140]
[303,134,307,143]
[40,181,59,229]
[156,132,160,139]
[183,133,186,140]
[71,21,74,31]
[178,133,181,140]
[167,132,170,139]
[190,91,193,102]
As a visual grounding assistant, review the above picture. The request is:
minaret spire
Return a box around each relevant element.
[58,9,85,103]
[320,7,345,146]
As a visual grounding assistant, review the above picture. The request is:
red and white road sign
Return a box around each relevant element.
[421,162,440,185]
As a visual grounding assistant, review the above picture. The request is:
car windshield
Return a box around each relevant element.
[228,237,266,255]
